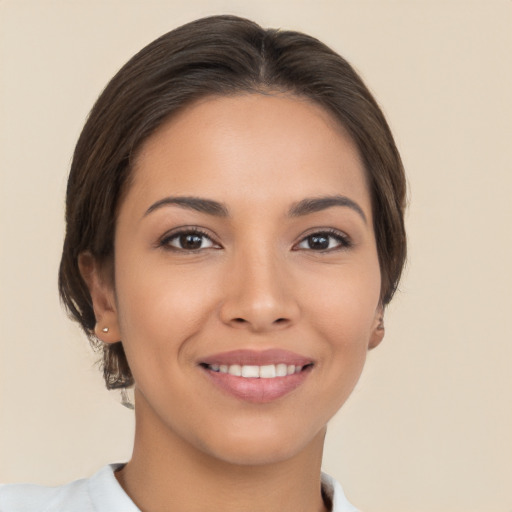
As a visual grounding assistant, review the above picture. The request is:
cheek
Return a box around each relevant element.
[113,255,219,366]
[302,258,381,390]
[304,260,381,340]
[315,290,377,347]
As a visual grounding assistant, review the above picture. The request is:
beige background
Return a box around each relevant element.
[1,1,511,511]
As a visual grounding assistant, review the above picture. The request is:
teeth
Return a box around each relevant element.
[260,364,276,378]
[241,365,259,378]
[210,363,305,378]
[276,364,287,377]
[228,364,242,376]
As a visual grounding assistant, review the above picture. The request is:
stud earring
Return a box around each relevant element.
[102,327,109,333]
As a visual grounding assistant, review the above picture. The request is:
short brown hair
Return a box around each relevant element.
[58,15,407,389]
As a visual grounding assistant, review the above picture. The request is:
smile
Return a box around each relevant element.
[203,363,306,378]
[199,349,314,403]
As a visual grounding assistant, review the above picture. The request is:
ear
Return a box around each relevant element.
[78,252,121,344]
[368,304,385,350]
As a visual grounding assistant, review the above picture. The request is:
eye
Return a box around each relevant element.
[295,230,351,251]
[160,229,219,251]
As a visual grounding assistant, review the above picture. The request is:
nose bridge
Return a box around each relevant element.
[220,238,299,331]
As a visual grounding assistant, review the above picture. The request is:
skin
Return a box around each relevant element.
[80,93,384,512]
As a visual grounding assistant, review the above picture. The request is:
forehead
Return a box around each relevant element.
[126,93,371,216]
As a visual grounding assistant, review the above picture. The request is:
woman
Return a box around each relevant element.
[0,14,406,512]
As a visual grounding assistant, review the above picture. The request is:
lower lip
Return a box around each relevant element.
[202,367,312,403]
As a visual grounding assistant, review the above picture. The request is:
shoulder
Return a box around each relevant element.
[0,477,92,512]
[321,472,360,512]
[0,464,139,512]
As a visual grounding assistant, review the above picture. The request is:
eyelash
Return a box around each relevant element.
[158,227,352,253]
[293,229,352,252]
[159,227,219,252]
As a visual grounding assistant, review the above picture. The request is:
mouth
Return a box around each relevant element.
[198,349,314,403]
[200,362,312,378]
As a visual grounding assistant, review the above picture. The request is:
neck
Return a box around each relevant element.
[116,389,329,512]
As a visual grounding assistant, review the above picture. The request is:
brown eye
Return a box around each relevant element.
[305,234,330,250]
[178,233,205,250]
[296,230,351,251]
[162,230,217,251]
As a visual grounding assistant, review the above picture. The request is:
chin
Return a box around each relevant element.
[196,422,326,467]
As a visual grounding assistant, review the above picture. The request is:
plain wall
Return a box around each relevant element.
[0,1,511,511]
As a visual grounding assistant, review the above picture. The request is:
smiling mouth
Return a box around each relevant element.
[198,349,314,403]
[200,362,312,379]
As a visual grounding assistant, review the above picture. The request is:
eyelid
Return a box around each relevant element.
[157,226,222,251]
[292,228,352,251]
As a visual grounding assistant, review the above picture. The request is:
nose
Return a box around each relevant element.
[219,248,300,333]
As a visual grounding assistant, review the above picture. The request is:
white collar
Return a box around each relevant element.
[93,464,359,512]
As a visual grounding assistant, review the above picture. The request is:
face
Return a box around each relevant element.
[86,93,383,466]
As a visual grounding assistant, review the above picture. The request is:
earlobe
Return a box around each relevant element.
[78,252,121,344]
[368,306,385,350]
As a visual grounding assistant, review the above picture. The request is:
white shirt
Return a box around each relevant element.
[0,464,359,511]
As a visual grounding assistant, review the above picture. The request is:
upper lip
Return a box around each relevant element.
[200,349,313,367]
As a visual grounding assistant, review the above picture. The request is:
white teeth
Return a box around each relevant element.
[276,364,288,377]
[260,364,276,378]
[241,365,260,378]
[228,364,242,376]
[210,363,306,378]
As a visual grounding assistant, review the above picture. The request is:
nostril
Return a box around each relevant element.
[226,316,292,330]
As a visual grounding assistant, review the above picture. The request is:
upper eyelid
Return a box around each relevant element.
[296,227,350,241]
[158,226,220,246]
[293,228,352,250]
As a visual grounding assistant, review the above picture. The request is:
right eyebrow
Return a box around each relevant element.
[144,196,229,218]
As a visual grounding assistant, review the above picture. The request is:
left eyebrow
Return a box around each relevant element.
[288,195,367,223]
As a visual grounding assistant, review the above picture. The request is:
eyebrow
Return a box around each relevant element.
[144,194,367,223]
[145,196,229,217]
[288,195,367,223]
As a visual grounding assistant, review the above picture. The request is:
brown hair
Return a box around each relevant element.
[58,15,406,389]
